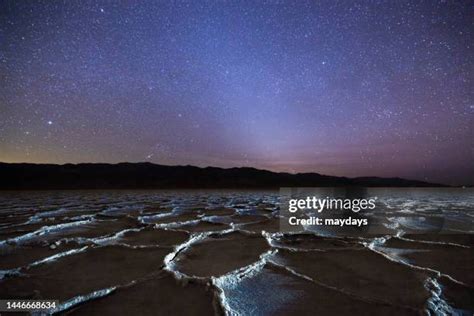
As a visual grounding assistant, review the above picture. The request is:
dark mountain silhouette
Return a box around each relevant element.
[0,162,445,189]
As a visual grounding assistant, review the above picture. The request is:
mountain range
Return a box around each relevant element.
[0,162,446,189]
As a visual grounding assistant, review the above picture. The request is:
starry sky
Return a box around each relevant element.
[0,1,472,185]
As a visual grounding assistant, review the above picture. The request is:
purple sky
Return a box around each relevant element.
[1,1,472,185]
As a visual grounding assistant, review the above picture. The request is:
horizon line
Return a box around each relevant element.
[0,160,460,187]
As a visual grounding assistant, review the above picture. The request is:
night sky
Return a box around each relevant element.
[0,1,472,185]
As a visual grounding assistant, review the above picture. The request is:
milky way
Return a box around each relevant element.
[0,1,472,185]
